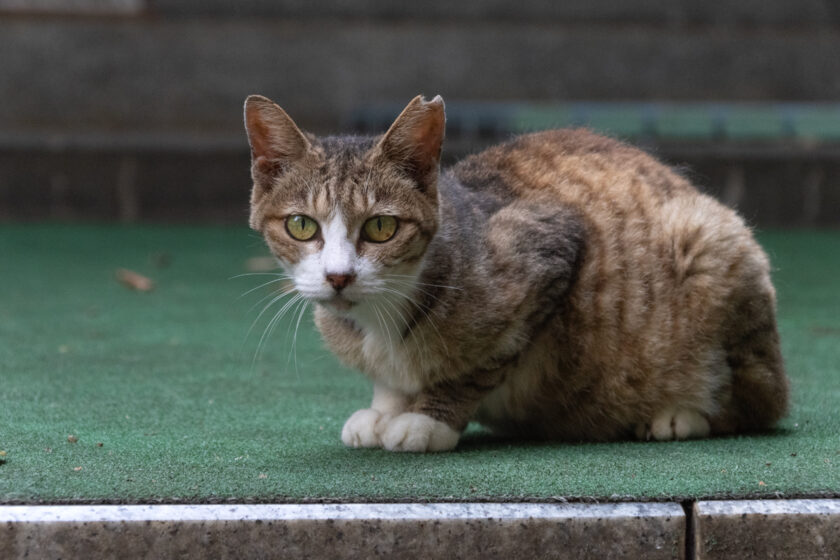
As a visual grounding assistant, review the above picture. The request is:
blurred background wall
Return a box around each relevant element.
[1,0,839,225]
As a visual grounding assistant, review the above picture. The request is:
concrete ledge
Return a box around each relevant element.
[695,499,840,559]
[0,502,685,559]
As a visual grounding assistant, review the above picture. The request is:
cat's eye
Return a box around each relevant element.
[362,215,398,243]
[285,214,319,241]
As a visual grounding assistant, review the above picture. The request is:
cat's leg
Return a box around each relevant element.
[341,383,408,448]
[380,370,502,452]
[635,407,711,441]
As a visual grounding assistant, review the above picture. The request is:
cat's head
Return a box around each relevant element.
[244,94,445,316]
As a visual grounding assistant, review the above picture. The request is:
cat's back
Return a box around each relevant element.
[452,128,695,206]
[451,128,762,320]
[450,128,753,290]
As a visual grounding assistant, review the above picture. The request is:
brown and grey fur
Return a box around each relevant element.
[244,94,789,452]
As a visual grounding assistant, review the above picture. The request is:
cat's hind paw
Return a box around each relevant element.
[380,412,460,452]
[635,407,711,441]
[341,408,385,448]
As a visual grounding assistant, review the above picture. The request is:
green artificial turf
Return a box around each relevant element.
[1,225,838,504]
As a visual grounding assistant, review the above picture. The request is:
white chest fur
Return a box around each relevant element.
[355,306,424,395]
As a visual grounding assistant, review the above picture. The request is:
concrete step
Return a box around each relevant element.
[3,19,840,135]
[9,0,833,25]
[2,128,839,226]
[3,500,840,559]
[694,500,840,559]
[0,502,687,559]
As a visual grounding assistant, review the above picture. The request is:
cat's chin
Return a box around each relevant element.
[318,295,357,313]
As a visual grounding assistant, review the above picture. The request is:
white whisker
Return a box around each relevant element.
[382,274,463,291]
[285,297,310,379]
[246,286,297,315]
[237,277,293,300]
[252,293,304,370]
[377,297,403,350]
[371,303,394,351]
[230,272,289,280]
[383,278,448,306]
[377,285,450,358]
[243,289,294,348]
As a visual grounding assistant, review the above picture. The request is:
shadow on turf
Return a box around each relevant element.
[454,424,797,452]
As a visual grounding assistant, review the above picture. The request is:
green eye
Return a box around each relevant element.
[362,215,398,243]
[285,215,319,241]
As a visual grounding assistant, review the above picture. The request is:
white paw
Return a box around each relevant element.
[341,408,385,448]
[637,407,711,441]
[380,412,460,452]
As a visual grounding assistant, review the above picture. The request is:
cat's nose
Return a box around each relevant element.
[325,273,356,292]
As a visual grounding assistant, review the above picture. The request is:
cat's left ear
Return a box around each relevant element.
[377,95,445,194]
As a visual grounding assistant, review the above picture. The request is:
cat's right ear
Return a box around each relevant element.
[243,95,310,178]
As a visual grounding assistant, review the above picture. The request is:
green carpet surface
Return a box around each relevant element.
[1,225,838,504]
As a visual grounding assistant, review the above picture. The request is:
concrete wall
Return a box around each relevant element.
[1,1,839,224]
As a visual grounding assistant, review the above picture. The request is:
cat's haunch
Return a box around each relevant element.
[244,94,789,452]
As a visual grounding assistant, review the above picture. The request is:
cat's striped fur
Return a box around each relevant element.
[245,94,789,451]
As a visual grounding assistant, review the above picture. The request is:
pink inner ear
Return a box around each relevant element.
[412,115,444,162]
[246,113,275,160]
[245,97,309,166]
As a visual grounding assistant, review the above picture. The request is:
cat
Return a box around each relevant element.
[243,94,789,452]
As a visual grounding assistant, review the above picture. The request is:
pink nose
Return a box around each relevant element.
[325,273,355,292]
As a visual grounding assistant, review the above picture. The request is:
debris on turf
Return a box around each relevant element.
[67,435,78,443]
[150,252,172,269]
[116,268,155,292]
[0,450,6,464]
[73,466,82,472]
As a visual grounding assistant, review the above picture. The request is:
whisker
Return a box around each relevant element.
[229,272,289,280]
[372,303,394,351]
[246,287,297,315]
[383,278,448,306]
[243,287,297,336]
[377,298,403,351]
[243,290,293,349]
[377,286,450,358]
[252,293,304,370]
[378,291,433,369]
[286,297,309,379]
[237,277,293,300]
[381,274,463,291]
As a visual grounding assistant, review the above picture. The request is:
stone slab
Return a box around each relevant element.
[0,502,685,559]
[694,499,840,560]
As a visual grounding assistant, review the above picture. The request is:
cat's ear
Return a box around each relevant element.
[243,95,310,177]
[377,95,445,193]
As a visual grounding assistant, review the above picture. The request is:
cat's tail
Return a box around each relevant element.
[712,286,790,433]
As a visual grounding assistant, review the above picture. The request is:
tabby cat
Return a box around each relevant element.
[243,94,789,452]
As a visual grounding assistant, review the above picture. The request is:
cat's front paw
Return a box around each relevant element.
[341,408,385,448]
[380,412,460,452]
